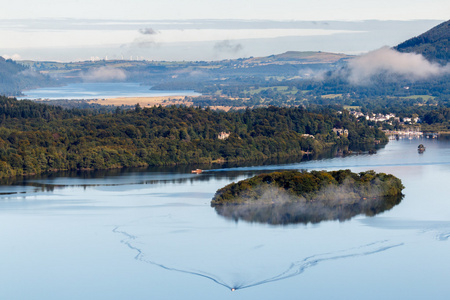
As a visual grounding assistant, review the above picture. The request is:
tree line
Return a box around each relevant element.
[0,97,386,178]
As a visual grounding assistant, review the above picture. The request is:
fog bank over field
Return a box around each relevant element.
[82,66,127,82]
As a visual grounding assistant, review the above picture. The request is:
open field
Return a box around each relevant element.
[87,96,193,107]
[401,95,435,100]
[343,105,361,110]
[85,96,245,111]
[208,106,249,111]
[322,93,342,99]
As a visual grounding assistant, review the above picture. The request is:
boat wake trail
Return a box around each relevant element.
[113,226,402,291]
[436,232,450,241]
[236,241,403,290]
[113,226,232,289]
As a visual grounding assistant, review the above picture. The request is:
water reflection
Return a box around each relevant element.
[1,138,449,298]
[0,142,385,197]
[214,195,404,225]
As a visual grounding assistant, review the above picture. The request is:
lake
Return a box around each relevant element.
[0,138,449,299]
[18,82,200,100]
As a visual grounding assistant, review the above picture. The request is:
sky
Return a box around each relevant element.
[0,0,448,61]
[2,0,449,21]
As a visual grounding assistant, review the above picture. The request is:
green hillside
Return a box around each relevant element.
[395,19,450,64]
[245,51,351,65]
[0,57,55,96]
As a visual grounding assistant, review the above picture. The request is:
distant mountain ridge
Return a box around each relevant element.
[20,51,350,89]
[395,19,450,64]
[5,19,448,96]
[246,51,351,65]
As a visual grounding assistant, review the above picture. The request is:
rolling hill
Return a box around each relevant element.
[395,19,450,64]
[0,57,55,96]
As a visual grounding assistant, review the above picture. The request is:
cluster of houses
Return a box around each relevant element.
[349,111,420,124]
[217,111,422,142]
[332,128,349,137]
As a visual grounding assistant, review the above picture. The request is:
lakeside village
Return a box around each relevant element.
[349,111,419,124]
[216,110,434,144]
[346,111,436,139]
[192,111,430,174]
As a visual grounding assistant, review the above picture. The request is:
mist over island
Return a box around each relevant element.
[211,170,404,225]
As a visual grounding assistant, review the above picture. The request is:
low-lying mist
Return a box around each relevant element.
[81,66,127,82]
[214,184,403,225]
[212,170,404,225]
[348,47,450,84]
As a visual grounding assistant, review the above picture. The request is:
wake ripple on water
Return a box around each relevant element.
[436,232,450,241]
[227,241,403,291]
[112,225,402,291]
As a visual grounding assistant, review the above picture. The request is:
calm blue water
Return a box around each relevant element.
[18,82,200,100]
[0,138,449,299]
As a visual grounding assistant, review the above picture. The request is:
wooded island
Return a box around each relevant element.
[211,170,404,224]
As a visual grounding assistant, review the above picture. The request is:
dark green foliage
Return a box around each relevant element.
[423,107,450,124]
[211,170,404,205]
[0,97,386,178]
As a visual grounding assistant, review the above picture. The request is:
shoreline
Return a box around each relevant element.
[384,129,450,138]
[0,141,384,181]
[0,151,315,181]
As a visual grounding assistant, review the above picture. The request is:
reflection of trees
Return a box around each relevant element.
[0,141,389,196]
[0,155,327,190]
[214,195,403,225]
[333,142,386,157]
[0,141,387,195]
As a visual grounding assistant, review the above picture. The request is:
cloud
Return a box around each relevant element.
[213,40,243,54]
[19,69,42,77]
[2,53,22,60]
[348,46,450,84]
[132,38,157,48]
[81,66,127,82]
[125,28,160,49]
[139,28,158,35]
[298,68,327,80]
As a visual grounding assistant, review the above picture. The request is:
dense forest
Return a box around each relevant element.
[0,96,386,178]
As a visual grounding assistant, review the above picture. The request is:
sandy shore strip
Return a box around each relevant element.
[87,96,194,107]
